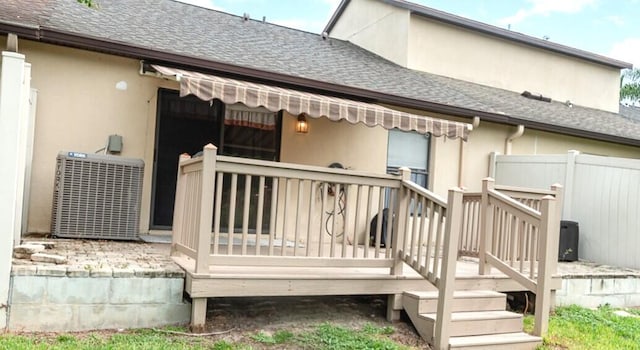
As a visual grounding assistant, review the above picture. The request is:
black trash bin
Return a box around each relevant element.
[558,220,579,262]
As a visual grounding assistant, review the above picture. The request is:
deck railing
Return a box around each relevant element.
[477,178,562,336]
[459,185,559,256]
[171,144,421,275]
[171,145,558,346]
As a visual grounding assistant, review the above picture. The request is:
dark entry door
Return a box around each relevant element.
[151,89,223,228]
[151,89,281,230]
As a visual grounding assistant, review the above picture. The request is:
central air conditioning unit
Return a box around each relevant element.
[51,151,144,240]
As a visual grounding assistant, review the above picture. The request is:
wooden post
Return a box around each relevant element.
[195,144,217,273]
[171,153,191,256]
[391,167,411,275]
[433,188,464,350]
[386,168,411,322]
[534,195,558,336]
[548,184,563,276]
[478,178,495,275]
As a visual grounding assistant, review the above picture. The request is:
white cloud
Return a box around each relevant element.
[498,0,596,26]
[604,15,625,26]
[271,18,327,33]
[176,0,224,11]
[609,38,640,68]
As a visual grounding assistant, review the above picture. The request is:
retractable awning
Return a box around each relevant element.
[151,65,471,141]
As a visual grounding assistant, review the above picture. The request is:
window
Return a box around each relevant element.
[387,129,430,188]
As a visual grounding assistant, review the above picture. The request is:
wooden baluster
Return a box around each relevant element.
[282,178,292,257]
[422,201,435,276]
[268,178,278,256]
[241,175,252,256]
[374,186,384,258]
[213,173,223,255]
[318,183,328,257]
[341,185,350,258]
[306,180,316,257]
[415,196,427,271]
[171,153,190,256]
[329,183,341,258]
[432,204,445,281]
[227,173,238,255]
[384,188,396,258]
[294,179,304,256]
[409,191,419,263]
[363,186,373,258]
[353,185,362,258]
[255,176,265,256]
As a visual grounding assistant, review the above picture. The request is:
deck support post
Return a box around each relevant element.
[433,188,463,350]
[386,293,402,321]
[533,195,558,336]
[478,178,494,275]
[190,297,208,333]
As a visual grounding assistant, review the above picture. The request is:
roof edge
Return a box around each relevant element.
[325,0,632,69]
[1,21,639,148]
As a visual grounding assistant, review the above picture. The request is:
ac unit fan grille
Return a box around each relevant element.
[51,153,144,240]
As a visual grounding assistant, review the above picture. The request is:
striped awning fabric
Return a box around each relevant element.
[152,65,471,140]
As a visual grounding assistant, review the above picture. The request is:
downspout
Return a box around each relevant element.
[505,124,525,155]
[458,117,480,188]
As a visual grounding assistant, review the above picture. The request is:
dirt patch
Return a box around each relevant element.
[203,295,430,348]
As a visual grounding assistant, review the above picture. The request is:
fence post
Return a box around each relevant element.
[171,153,191,257]
[534,195,558,336]
[478,178,494,275]
[195,144,217,274]
[433,188,463,350]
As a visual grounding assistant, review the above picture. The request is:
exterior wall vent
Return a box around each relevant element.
[51,152,144,240]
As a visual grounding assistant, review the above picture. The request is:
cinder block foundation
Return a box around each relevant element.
[8,267,190,331]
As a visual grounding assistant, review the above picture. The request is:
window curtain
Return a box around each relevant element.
[224,106,276,130]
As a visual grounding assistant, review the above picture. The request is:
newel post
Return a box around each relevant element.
[171,153,192,256]
[534,194,558,336]
[391,167,412,275]
[433,187,463,350]
[478,177,495,275]
[386,167,411,322]
[195,144,217,274]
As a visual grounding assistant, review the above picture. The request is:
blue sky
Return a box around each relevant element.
[179,0,640,68]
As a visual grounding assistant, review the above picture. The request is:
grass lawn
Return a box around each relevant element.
[525,305,640,350]
[0,323,412,350]
[3,305,640,349]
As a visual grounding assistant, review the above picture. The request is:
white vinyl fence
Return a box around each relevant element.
[490,151,640,270]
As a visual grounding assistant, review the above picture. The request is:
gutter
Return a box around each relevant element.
[2,22,640,148]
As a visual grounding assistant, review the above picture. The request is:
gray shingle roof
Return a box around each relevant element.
[1,0,639,144]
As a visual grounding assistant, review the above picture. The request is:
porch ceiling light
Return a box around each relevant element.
[296,114,309,134]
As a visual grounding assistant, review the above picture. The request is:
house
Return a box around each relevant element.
[1,0,638,348]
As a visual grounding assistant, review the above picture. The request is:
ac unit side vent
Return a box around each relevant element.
[51,152,144,240]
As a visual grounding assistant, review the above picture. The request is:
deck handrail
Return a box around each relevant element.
[396,176,463,349]
[477,177,562,336]
[171,144,413,273]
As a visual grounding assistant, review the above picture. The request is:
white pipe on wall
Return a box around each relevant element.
[458,117,481,188]
[505,124,525,155]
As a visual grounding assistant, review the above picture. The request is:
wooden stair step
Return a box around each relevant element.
[403,290,506,313]
[419,310,523,337]
[449,332,542,350]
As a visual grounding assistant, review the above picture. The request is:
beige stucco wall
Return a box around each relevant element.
[407,16,622,113]
[280,112,388,172]
[11,36,640,238]
[329,0,410,67]
[16,39,178,234]
[15,39,391,235]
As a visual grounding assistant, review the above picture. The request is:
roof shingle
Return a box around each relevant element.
[1,0,639,144]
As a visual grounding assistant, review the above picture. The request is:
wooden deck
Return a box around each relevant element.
[173,250,562,299]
